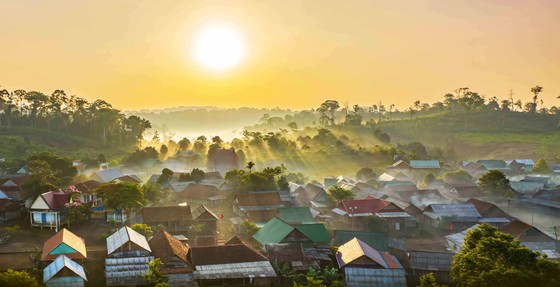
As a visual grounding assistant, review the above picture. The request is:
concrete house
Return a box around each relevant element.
[30,190,69,230]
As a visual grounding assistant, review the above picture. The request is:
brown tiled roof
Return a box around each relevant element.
[41,228,87,261]
[499,220,533,237]
[190,244,267,266]
[237,192,282,207]
[41,190,69,210]
[73,180,103,194]
[0,199,20,212]
[466,198,494,214]
[149,230,190,265]
[142,206,193,223]
[178,184,219,200]
[266,243,308,264]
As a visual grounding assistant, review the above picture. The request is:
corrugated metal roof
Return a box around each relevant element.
[445,224,479,251]
[335,231,389,251]
[278,207,315,224]
[410,160,440,169]
[193,261,276,279]
[344,267,407,287]
[427,203,481,219]
[337,238,396,268]
[409,251,453,271]
[253,218,330,245]
[43,255,87,283]
[106,226,151,255]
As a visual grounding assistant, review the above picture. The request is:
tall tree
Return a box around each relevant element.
[532,158,551,174]
[530,85,543,113]
[96,182,145,218]
[478,170,511,196]
[328,186,354,206]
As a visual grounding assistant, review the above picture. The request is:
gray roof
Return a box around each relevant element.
[521,242,560,259]
[106,226,151,255]
[511,181,544,196]
[409,251,453,271]
[94,168,124,183]
[193,261,277,280]
[445,224,479,250]
[425,203,481,220]
[344,267,407,287]
[410,160,440,169]
[43,255,87,283]
[105,256,153,286]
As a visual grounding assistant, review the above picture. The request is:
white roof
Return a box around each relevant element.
[43,255,87,283]
[194,261,276,279]
[94,168,124,182]
[106,226,151,255]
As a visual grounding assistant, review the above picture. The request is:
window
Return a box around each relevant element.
[395,222,401,231]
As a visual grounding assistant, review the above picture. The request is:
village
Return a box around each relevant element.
[1,151,559,287]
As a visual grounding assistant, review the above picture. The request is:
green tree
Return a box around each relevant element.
[356,167,375,181]
[246,161,255,172]
[0,269,39,287]
[241,220,260,236]
[178,137,191,150]
[530,85,543,113]
[328,186,354,206]
[423,173,436,186]
[478,170,511,196]
[288,121,298,131]
[442,170,472,184]
[451,223,560,287]
[532,158,551,174]
[143,183,168,203]
[131,223,153,238]
[191,168,205,183]
[96,182,145,218]
[142,258,169,286]
[418,273,444,287]
[157,168,174,185]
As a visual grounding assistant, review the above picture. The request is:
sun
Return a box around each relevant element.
[192,22,246,72]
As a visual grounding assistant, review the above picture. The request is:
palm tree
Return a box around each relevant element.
[246,161,255,172]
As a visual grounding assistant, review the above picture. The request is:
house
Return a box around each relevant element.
[43,255,87,287]
[408,251,454,285]
[277,207,315,224]
[293,183,329,209]
[465,198,511,219]
[499,219,555,243]
[176,183,226,207]
[378,170,412,182]
[189,240,277,286]
[510,181,545,197]
[142,205,193,233]
[445,225,479,253]
[336,237,406,287]
[149,230,198,287]
[73,180,103,206]
[461,162,489,177]
[266,243,320,271]
[388,160,410,170]
[30,190,69,230]
[253,217,330,246]
[332,197,411,234]
[334,230,389,251]
[0,175,29,201]
[509,159,535,172]
[477,160,508,171]
[105,226,153,286]
[90,168,125,183]
[423,203,482,230]
[234,191,284,215]
[113,175,142,184]
[410,160,441,170]
[41,228,87,261]
[434,183,484,199]
[0,198,21,224]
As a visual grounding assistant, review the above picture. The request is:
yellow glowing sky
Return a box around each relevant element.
[1,0,559,110]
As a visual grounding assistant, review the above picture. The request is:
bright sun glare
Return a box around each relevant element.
[192,23,246,72]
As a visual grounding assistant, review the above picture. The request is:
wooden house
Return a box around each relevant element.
[30,190,69,230]
[149,230,198,287]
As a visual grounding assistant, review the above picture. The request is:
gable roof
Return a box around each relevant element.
[333,198,401,217]
[390,160,409,168]
[499,220,535,237]
[43,255,87,283]
[142,205,193,223]
[253,217,330,245]
[465,198,508,217]
[177,183,219,200]
[246,209,279,223]
[334,230,388,251]
[237,192,282,207]
[34,190,69,210]
[462,162,488,173]
[114,175,142,183]
[93,168,124,182]
[294,184,326,206]
[424,203,481,220]
[41,228,87,261]
[106,226,151,255]
[0,198,20,212]
[336,237,401,269]
[410,160,440,169]
[378,171,411,182]
[192,205,219,221]
[477,160,507,170]
[73,180,103,194]
[277,207,315,224]
[149,230,190,265]
[190,244,267,266]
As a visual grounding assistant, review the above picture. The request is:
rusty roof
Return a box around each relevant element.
[178,184,219,200]
[237,192,282,207]
[499,220,534,237]
[336,237,401,269]
[142,205,193,223]
[149,230,190,266]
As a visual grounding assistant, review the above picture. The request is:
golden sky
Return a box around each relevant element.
[1,0,559,110]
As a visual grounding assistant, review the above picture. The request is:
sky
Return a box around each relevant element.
[1,0,559,111]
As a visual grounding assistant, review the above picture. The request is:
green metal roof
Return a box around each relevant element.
[477,160,507,170]
[334,230,389,251]
[253,217,330,245]
[384,181,416,187]
[278,207,315,224]
[410,160,441,169]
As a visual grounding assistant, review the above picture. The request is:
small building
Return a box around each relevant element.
[408,251,454,285]
[336,237,406,287]
[42,228,87,262]
[149,230,198,287]
[477,160,508,171]
[30,190,69,230]
[142,205,193,233]
[445,225,479,253]
[499,219,555,243]
[73,180,103,206]
[43,255,87,287]
[234,191,284,215]
[113,175,143,184]
[105,226,153,286]
[0,175,29,201]
[334,230,389,251]
[293,184,329,209]
[465,198,511,219]
[423,203,482,231]
[461,162,489,177]
[277,207,315,224]
[189,241,277,287]
[253,217,330,246]
[90,168,125,183]
[0,198,21,224]
[410,160,441,170]
[176,183,225,207]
